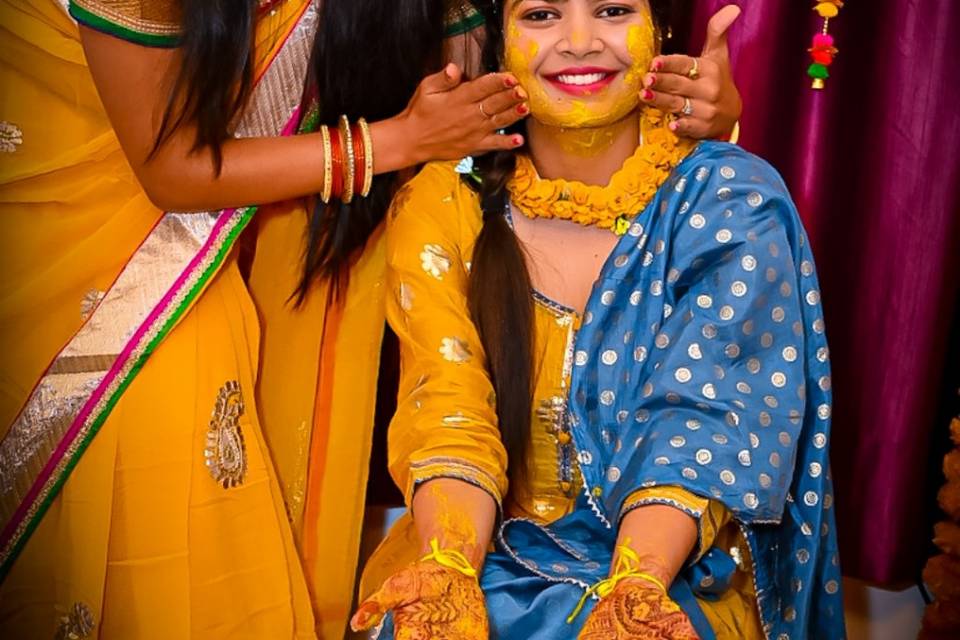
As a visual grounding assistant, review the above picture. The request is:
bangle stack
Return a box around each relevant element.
[319,116,375,204]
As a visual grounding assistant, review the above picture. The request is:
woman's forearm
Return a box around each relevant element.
[139,118,416,212]
[615,504,698,583]
[411,478,497,570]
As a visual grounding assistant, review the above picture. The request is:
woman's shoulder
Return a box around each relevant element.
[683,141,792,200]
[70,0,182,48]
[674,141,800,230]
[388,160,483,238]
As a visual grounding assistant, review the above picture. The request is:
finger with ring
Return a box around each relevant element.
[680,97,694,117]
[687,57,700,80]
[478,102,492,119]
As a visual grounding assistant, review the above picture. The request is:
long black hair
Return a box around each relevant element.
[466,0,679,485]
[295,0,447,301]
[149,0,447,291]
[153,0,259,174]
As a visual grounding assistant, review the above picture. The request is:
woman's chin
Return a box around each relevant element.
[531,101,641,129]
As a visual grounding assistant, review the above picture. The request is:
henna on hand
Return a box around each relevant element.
[578,577,700,640]
[351,560,488,640]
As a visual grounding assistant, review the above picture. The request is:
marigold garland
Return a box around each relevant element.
[507,108,696,234]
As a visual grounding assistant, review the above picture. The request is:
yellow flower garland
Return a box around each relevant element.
[507,108,696,234]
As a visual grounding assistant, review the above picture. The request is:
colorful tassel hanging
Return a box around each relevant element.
[808,1,843,89]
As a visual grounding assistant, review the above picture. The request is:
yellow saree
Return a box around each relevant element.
[0,1,318,637]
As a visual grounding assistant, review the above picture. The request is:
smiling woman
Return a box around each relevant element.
[350,1,846,639]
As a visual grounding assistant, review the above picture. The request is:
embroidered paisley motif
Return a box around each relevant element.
[204,381,247,489]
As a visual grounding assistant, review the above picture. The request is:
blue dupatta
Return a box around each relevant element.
[378,142,846,640]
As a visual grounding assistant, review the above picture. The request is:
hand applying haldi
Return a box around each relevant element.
[641,5,743,140]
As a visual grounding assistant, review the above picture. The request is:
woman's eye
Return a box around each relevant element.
[598,6,633,18]
[522,9,559,22]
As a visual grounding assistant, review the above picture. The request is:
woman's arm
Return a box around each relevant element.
[80,26,526,212]
[350,167,506,637]
[413,478,497,570]
[616,504,698,585]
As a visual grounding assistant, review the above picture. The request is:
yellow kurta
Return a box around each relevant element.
[0,1,315,637]
[363,161,763,639]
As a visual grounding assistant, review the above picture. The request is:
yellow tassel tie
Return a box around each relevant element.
[566,545,667,624]
[421,537,478,580]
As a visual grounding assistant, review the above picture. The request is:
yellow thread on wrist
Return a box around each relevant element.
[421,537,478,580]
[566,544,667,624]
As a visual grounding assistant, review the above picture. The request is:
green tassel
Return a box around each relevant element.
[807,63,830,80]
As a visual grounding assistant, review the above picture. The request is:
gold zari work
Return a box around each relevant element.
[71,0,182,37]
[0,121,22,153]
[55,602,95,640]
[204,381,247,489]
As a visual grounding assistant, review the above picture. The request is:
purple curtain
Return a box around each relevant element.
[684,1,960,585]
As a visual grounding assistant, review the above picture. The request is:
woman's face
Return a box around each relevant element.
[503,0,656,128]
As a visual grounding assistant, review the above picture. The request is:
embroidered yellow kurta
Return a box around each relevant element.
[0,2,315,637]
[362,161,763,639]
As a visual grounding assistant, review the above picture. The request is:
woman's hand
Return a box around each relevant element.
[641,5,742,140]
[378,63,528,170]
[350,559,489,639]
[578,577,699,640]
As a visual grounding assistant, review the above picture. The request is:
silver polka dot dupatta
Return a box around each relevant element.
[562,142,845,638]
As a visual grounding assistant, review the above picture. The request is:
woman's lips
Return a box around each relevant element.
[544,68,617,96]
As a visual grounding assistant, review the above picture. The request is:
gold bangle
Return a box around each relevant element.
[358,117,374,198]
[320,124,332,204]
[339,115,355,204]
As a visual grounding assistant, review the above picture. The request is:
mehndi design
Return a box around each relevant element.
[579,577,700,640]
[351,557,488,639]
[578,549,699,640]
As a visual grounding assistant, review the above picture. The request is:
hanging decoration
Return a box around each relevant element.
[808,1,843,89]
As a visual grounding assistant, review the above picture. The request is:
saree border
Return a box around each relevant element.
[0,206,255,579]
[69,2,181,48]
[443,2,485,38]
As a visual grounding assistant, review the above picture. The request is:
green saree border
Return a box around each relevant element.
[444,10,485,38]
[69,2,181,48]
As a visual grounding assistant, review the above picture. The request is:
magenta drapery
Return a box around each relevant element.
[685,1,960,585]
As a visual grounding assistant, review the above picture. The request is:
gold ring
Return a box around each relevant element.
[687,57,700,80]
[479,102,491,118]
